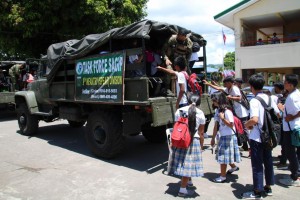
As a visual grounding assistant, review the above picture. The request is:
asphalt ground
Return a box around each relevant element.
[0,112,299,200]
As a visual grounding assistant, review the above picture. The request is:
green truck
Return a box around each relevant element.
[0,61,26,111]
[15,20,213,158]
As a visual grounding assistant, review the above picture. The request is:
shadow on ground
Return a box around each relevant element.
[165,181,200,198]
[21,122,169,173]
[0,110,16,121]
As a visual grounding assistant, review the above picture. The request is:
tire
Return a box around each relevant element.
[68,120,86,128]
[85,111,125,159]
[142,125,167,143]
[17,103,39,136]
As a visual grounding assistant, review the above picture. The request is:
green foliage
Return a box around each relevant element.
[0,0,148,60]
[223,51,235,70]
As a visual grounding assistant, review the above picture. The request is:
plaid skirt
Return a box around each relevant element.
[217,135,241,164]
[169,138,204,177]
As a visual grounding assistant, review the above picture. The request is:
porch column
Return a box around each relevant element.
[271,73,276,85]
[263,72,268,85]
[279,73,284,82]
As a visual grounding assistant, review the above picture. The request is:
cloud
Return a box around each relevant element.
[146,0,241,64]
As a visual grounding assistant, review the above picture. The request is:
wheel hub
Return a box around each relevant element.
[94,126,106,144]
[19,115,26,126]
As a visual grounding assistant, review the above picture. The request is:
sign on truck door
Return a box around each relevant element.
[75,52,125,104]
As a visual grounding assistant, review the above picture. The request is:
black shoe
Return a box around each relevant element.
[227,167,239,174]
[263,186,272,196]
[178,190,194,197]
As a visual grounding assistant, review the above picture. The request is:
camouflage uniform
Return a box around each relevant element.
[9,64,23,91]
[161,34,193,91]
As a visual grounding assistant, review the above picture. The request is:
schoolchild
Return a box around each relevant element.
[242,74,279,199]
[211,92,241,183]
[278,74,300,187]
[169,94,206,197]
[157,56,188,109]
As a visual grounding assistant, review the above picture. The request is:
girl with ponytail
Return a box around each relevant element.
[169,94,206,197]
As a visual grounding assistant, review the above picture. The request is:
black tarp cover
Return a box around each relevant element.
[46,19,205,80]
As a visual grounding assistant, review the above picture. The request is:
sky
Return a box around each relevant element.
[145,0,242,65]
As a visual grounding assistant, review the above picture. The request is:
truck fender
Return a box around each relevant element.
[15,91,39,114]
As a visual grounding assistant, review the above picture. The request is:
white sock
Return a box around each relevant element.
[188,180,193,185]
[220,176,226,180]
[179,187,187,194]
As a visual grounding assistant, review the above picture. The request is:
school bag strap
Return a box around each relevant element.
[284,107,292,131]
[255,95,270,108]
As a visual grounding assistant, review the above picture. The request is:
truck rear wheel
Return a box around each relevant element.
[17,103,39,136]
[68,120,86,128]
[142,125,166,143]
[85,111,125,159]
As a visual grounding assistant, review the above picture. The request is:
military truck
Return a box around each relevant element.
[0,61,26,111]
[15,20,213,158]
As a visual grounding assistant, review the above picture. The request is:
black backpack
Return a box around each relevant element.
[255,96,280,150]
[240,89,250,110]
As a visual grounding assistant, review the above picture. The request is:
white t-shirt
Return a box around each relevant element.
[128,55,138,63]
[175,106,206,138]
[208,86,219,95]
[249,93,280,142]
[189,52,198,62]
[174,71,188,105]
[225,85,249,118]
[282,89,300,131]
[151,53,162,75]
[215,109,235,136]
[271,95,278,105]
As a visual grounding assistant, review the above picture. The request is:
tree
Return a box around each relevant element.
[0,0,148,60]
[223,51,235,70]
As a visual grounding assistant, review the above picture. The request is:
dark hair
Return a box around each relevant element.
[187,94,201,138]
[285,74,298,87]
[211,92,231,112]
[178,28,189,36]
[174,56,186,70]
[223,76,235,83]
[273,81,284,90]
[235,78,244,84]
[248,74,265,90]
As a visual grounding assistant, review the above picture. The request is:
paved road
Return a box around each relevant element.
[0,112,299,200]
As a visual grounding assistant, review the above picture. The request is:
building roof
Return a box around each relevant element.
[214,0,258,29]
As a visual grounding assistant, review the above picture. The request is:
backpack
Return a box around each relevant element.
[192,42,201,52]
[233,115,244,135]
[255,96,280,150]
[240,89,250,110]
[171,116,192,149]
[183,72,202,96]
[232,115,248,144]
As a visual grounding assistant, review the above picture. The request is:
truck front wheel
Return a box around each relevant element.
[85,111,125,159]
[142,125,166,143]
[17,103,39,136]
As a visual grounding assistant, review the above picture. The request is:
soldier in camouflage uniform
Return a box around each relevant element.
[9,63,25,91]
[161,29,193,95]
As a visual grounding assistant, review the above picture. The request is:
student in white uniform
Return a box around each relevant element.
[157,56,188,109]
[242,74,279,199]
[210,92,240,183]
[204,76,249,148]
[278,74,300,187]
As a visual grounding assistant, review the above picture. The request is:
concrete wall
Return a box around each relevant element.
[233,0,300,78]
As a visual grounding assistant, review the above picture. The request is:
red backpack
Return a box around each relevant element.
[233,116,244,135]
[171,117,191,149]
[183,72,202,96]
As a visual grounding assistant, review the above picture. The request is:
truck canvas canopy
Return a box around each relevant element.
[46,19,205,80]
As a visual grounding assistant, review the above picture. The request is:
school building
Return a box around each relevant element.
[214,0,300,85]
